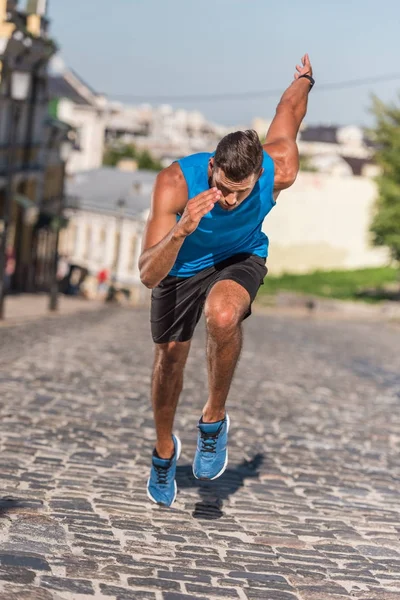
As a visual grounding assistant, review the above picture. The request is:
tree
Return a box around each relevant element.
[137,149,163,171]
[103,144,137,166]
[103,143,162,172]
[370,95,400,263]
[299,154,317,172]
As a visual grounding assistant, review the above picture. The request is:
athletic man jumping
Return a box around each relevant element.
[139,54,314,507]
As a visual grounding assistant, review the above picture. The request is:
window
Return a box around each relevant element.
[84,225,92,260]
[98,227,107,261]
[99,228,106,247]
[113,231,121,270]
[128,235,137,271]
[68,222,77,255]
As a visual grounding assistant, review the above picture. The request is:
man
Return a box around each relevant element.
[139,54,314,507]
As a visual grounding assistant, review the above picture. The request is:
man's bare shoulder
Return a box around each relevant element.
[152,162,187,215]
[157,162,187,191]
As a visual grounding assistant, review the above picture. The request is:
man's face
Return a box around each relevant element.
[209,162,262,211]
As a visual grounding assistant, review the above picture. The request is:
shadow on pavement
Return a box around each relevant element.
[0,497,44,519]
[0,497,24,517]
[176,453,264,520]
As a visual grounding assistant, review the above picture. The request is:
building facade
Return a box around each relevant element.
[252,118,379,178]
[60,167,156,303]
[0,0,69,294]
[105,102,229,166]
[264,172,390,274]
[49,66,109,173]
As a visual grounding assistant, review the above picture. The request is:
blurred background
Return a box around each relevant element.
[1,0,400,321]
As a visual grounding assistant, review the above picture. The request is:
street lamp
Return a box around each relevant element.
[0,68,32,320]
[49,137,73,312]
[10,70,31,101]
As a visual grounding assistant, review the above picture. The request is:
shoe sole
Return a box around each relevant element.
[147,436,182,508]
[193,414,230,481]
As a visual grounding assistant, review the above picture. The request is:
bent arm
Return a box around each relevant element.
[263,54,313,192]
[139,164,187,289]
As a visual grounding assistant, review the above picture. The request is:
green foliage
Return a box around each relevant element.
[103,144,162,172]
[299,154,318,172]
[103,144,136,166]
[257,267,398,302]
[370,95,400,262]
[137,149,163,171]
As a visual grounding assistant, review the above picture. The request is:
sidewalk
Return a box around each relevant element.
[0,293,104,327]
[255,291,400,322]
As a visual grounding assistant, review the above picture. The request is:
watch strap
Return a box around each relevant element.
[298,74,315,90]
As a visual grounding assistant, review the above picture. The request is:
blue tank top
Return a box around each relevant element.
[170,150,275,277]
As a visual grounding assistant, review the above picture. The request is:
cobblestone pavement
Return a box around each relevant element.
[0,307,400,600]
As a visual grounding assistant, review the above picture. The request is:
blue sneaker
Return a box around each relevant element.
[193,415,230,480]
[147,435,181,507]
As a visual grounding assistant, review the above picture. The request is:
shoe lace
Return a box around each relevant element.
[154,463,169,485]
[199,430,219,454]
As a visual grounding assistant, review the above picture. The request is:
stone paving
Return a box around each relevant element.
[0,306,400,600]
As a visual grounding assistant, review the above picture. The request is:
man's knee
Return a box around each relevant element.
[155,341,190,370]
[205,301,242,333]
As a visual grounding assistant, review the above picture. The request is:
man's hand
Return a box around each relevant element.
[176,188,221,237]
[294,53,313,81]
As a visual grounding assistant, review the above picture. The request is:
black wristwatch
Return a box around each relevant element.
[298,74,315,90]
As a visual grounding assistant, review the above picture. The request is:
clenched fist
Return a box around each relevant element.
[176,188,221,237]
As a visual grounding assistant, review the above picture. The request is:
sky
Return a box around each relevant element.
[48,0,400,128]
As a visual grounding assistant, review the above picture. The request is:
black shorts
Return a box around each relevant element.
[151,253,268,344]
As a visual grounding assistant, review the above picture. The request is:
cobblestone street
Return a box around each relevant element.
[0,307,400,600]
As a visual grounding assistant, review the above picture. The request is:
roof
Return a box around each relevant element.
[68,67,100,98]
[66,167,157,218]
[49,76,92,106]
[300,124,376,149]
[300,126,339,144]
[342,156,374,176]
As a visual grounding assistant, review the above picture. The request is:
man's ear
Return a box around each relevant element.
[258,168,264,181]
[208,157,214,178]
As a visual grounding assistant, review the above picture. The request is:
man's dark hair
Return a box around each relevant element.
[214,129,263,182]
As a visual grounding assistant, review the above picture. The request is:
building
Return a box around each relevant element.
[250,119,388,274]
[0,0,70,296]
[105,103,228,166]
[298,125,379,177]
[264,172,390,274]
[252,118,379,178]
[60,167,156,302]
[49,63,109,173]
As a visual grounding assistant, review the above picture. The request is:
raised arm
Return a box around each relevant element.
[263,54,313,194]
[139,163,221,288]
